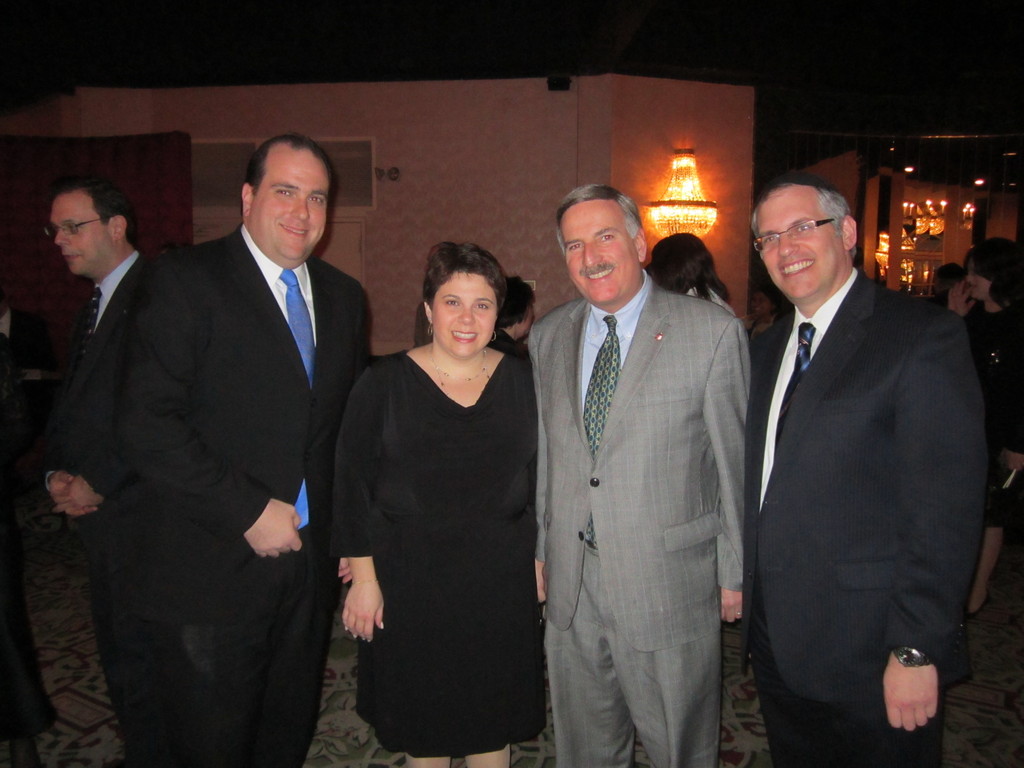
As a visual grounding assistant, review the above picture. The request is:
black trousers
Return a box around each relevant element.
[137,545,333,768]
[748,587,943,768]
[81,523,160,767]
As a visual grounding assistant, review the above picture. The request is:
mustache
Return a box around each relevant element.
[579,263,614,278]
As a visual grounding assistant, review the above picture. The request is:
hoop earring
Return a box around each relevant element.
[491,331,497,342]
[427,323,433,337]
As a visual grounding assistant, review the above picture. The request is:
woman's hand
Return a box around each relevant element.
[343,581,384,641]
[947,279,974,317]
[1001,448,1024,472]
[535,559,546,603]
[341,556,384,641]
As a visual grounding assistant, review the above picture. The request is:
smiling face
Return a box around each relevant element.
[49,190,125,282]
[242,144,329,269]
[560,199,647,313]
[426,272,499,362]
[755,184,856,318]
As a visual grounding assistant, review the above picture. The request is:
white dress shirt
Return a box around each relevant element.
[760,268,858,504]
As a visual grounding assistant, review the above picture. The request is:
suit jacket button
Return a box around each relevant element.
[589,477,600,487]
[578,531,585,541]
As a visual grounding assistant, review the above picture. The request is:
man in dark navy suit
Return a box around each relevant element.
[118,134,366,768]
[43,176,148,764]
[742,172,986,767]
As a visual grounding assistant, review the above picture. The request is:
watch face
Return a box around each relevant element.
[895,647,931,667]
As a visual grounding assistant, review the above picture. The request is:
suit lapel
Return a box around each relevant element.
[227,231,311,387]
[599,288,671,443]
[63,258,143,400]
[748,313,792,493]
[772,273,873,463]
[561,302,589,449]
[308,259,335,393]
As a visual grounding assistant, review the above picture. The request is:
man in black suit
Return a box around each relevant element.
[742,172,986,767]
[117,134,366,768]
[43,176,149,761]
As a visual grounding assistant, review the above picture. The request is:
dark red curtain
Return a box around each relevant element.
[0,131,192,368]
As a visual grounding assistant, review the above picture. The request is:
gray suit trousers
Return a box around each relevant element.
[545,548,720,768]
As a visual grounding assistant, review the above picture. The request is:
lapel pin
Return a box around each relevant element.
[654,332,664,341]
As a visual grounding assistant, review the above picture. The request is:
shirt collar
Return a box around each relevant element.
[242,225,311,293]
[793,267,857,341]
[96,251,139,298]
[586,271,652,339]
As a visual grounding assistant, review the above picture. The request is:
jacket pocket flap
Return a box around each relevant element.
[664,513,722,551]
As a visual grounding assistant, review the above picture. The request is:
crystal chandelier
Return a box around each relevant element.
[647,149,718,237]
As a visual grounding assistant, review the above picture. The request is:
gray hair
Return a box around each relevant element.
[556,184,642,251]
[751,171,853,256]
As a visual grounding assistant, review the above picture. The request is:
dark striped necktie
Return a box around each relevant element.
[776,322,814,442]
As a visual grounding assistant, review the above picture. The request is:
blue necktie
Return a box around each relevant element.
[280,269,314,528]
[776,322,815,442]
[280,269,315,385]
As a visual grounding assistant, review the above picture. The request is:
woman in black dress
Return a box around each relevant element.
[335,242,544,768]
[950,237,1024,613]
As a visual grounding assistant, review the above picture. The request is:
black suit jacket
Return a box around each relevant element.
[741,272,986,701]
[44,257,146,550]
[117,230,367,623]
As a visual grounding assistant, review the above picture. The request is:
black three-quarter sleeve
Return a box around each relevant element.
[332,357,390,557]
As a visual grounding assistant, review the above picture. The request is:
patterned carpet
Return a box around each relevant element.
[5,488,1023,767]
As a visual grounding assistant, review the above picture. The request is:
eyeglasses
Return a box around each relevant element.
[753,218,835,253]
[44,218,102,237]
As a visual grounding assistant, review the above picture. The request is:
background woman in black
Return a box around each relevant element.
[950,237,1024,613]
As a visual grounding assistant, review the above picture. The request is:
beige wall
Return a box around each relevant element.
[0,75,754,353]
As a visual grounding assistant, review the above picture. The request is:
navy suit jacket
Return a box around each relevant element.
[741,272,986,700]
[117,230,367,623]
[45,257,146,552]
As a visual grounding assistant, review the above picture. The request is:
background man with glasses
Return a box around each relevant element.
[44,176,151,765]
[742,172,985,767]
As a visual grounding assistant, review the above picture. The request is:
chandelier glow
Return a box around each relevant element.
[647,149,718,237]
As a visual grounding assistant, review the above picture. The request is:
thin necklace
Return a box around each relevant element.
[431,347,489,387]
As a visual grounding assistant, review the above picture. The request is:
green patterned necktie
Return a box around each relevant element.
[583,315,619,548]
[584,315,620,455]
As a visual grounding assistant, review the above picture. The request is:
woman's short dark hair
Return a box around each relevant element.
[497,276,535,329]
[423,242,506,308]
[965,237,1024,308]
[647,233,729,302]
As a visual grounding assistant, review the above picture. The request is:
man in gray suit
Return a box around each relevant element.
[530,184,748,768]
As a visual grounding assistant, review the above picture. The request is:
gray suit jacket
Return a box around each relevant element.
[530,284,748,651]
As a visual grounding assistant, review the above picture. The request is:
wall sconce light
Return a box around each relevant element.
[875,232,890,279]
[647,149,718,237]
[961,202,975,230]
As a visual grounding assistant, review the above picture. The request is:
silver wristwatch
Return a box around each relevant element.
[892,646,932,667]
